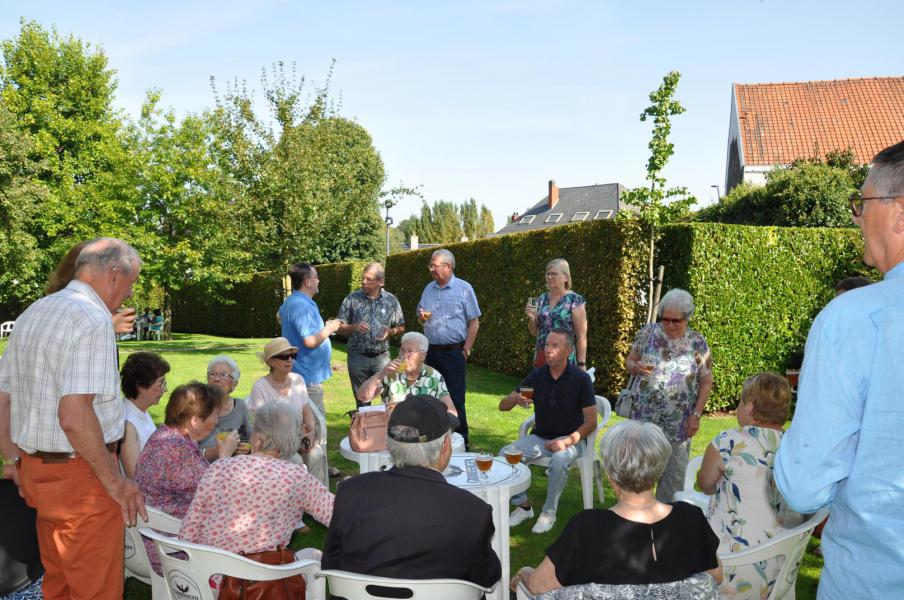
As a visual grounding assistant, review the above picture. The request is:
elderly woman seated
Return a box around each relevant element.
[512,420,722,597]
[135,382,236,575]
[197,355,253,462]
[119,351,171,478]
[696,372,802,600]
[357,331,456,414]
[179,402,333,566]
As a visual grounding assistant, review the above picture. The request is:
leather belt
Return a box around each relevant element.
[360,350,388,358]
[429,342,464,352]
[30,441,119,463]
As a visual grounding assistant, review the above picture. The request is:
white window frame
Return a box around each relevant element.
[545,213,563,223]
[594,210,614,220]
[571,211,590,222]
[519,215,535,225]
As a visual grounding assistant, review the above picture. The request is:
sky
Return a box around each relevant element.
[2,1,902,230]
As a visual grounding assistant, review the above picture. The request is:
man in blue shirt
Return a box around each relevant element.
[417,249,481,447]
[774,140,904,600]
[279,263,341,438]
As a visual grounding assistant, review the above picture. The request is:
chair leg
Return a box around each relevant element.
[579,460,593,510]
[594,459,606,505]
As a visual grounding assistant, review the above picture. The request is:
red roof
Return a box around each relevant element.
[734,77,904,166]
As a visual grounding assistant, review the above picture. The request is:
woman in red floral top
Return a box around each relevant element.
[180,402,334,562]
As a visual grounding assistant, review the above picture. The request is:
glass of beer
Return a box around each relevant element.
[503,445,523,465]
[475,452,494,483]
[421,309,432,320]
[395,358,409,373]
[520,387,534,406]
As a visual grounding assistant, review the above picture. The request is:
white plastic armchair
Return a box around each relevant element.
[317,569,496,600]
[718,507,829,600]
[672,455,709,510]
[124,507,182,600]
[0,321,14,338]
[141,529,325,600]
[518,395,611,509]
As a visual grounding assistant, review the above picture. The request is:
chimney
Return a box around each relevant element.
[548,179,559,210]
[510,212,520,223]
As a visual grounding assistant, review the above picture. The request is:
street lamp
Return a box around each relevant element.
[711,185,722,201]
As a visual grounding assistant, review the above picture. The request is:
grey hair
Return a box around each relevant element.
[400,331,429,353]
[869,140,904,198]
[657,288,695,319]
[75,238,142,276]
[364,261,385,280]
[387,429,447,468]
[600,420,671,493]
[546,258,573,289]
[207,355,240,382]
[251,403,301,460]
[431,249,455,270]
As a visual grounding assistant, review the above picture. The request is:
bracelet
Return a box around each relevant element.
[691,411,702,418]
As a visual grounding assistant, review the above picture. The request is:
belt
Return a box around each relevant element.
[360,350,389,358]
[30,441,120,463]
[429,342,463,352]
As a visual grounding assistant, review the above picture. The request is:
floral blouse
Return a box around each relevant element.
[379,364,450,404]
[180,454,334,555]
[629,323,712,443]
[134,425,209,574]
[706,426,803,600]
[533,291,586,366]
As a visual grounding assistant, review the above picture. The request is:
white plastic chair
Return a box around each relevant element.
[518,395,611,509]
[515,572,719,599]
[0,321,14,338]
[318,569,496,600]
[719,507,829,600]
[124,507,182,600]
[672,455,709,510]
[141,529,325,600]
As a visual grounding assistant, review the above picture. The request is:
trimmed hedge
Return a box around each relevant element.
[658,223,874,411]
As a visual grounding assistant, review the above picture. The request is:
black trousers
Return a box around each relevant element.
[426,345,469,446]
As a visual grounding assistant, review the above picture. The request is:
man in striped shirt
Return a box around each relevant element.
[417,249,481,447]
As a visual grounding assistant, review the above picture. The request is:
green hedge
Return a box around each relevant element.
[658,223,874,411]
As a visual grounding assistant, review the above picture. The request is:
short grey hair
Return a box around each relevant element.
[251,403,301,460]
[431,249,455,270]
[657,288,695,320]
[600,420,671,493]
[364,261,385,280]
[75,238,142,276]
[387,429,447,468]
[869,140,904,198]
[207,355,241,382]
[400,331,429,353]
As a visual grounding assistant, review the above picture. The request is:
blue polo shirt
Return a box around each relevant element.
[518,364,595,439]
[279,291,332,385]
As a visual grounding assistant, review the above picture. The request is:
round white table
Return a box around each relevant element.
[339,432,465,474]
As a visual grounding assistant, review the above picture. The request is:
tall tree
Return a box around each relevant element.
[400,199,495,243]
[478,205,495,237]
[620,71,696,322]
[460,198,479,239]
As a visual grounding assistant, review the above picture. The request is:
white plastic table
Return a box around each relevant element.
[339,432,465,474]
[444,453,531,600]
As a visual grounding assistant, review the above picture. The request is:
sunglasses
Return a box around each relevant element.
[272,352,297,361]
[849,191,900,217]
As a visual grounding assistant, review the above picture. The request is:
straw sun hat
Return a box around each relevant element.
[257,337,299,363]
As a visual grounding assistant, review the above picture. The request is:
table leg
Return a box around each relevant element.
[481,486,507,600]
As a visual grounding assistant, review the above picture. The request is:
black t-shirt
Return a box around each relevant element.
[519,364,595,439]
[546,502,719,586]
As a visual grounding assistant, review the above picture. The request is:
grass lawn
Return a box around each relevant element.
[2,334,821,598]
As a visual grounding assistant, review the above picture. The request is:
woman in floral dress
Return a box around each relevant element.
[696,372,802,600]
[526,258,588,369]
[624,288,713,503]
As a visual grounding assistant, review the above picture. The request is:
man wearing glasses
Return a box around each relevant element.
[337,262,405,405]
[498,329,596,534]
[775,140,904,599]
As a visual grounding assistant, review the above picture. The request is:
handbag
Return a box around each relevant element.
[218,547,305,600]
[615,375,638,419]
[347,403,397,452]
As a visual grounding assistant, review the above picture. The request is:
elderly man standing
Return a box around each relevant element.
[774,140,904,600]
[323,395,500,587]
[337,262,405,404]
[417,249,480,447]
[0,238,147,600]
[499,328,596,534]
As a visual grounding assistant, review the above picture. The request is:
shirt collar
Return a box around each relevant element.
[887,262,904,279]
[431,273,457,290]
[65,280,111,314]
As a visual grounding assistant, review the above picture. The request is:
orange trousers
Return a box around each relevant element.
[20,453,124,600]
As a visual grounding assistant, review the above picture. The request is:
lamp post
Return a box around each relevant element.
[381,198,397,257]
[711,185,721,201]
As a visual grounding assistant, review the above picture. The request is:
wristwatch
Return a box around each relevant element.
[691,410,703,418]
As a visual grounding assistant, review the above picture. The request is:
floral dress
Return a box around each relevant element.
[379,364,450,404]
[706,426,803,600]
[533,290,586,366]
[629,323,712,443]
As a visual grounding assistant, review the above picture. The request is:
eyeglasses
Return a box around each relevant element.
[399,348,424,355]
[155,377,168,389]
[272,353,297,361]
[660,317,685,325]
[428,262,449,271]
[849,191,900,217]
[545,271,562,277]
[207,371,235,381]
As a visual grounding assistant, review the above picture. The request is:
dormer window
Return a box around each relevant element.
[520,215,535,224]
[545,213,563,223]
[571,212,589,222]
[594,210,614,220]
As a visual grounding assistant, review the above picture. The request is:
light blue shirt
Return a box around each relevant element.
[279,291,332,385]
[774,262,904,600]
[417,274,481,345]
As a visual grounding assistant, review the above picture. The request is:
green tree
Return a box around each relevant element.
[620,71,696,322]
[478,205,496,237]
[460,198,479,239]
[400,199,495,243]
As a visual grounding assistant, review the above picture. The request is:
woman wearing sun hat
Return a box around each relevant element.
[247,337,328,485]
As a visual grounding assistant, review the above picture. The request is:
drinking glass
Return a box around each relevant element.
[475,452,494,483]
[503,445,523,465]
[520,387,534,406]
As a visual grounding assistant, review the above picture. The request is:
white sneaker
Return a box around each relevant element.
[531,511,556,534]
[509,506,534,527]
